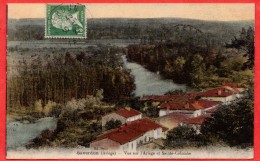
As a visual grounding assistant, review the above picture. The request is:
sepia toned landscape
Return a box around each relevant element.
[6,3,254,159]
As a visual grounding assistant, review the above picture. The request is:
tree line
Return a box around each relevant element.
[8,18,253,44]
[7,51,135,109]
[127,27,254,88]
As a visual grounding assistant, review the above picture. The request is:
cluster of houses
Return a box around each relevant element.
[90,82,247,150]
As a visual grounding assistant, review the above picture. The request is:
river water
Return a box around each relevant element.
[6,117,57,150]
[6,55,187,150]
[122,55,187,97]
[7,40,186,150]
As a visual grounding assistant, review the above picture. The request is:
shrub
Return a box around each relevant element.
[164,126,198,148]
[65,98,86,111]
[34,100,43,113]
[105,119,122,130]
[43,100,57,115]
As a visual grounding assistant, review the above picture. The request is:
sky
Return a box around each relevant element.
[8,3,255,21]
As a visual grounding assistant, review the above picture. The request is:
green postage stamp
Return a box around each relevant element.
[45,4,86,38]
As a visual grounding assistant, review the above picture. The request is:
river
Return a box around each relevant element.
[6,55,187,150]
[6,117,57,150]
[122,55,187,97]
[7,40,186,150]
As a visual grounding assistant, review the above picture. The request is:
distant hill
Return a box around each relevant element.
[7,18,254,43]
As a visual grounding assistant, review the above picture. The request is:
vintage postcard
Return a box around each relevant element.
[5,3,255,159]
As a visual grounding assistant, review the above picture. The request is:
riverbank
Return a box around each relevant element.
[7,112,25,123]
[6,110,37,123]
[7,117,57,150]
[7,109,50,124]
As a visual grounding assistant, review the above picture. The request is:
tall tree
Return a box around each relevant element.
[226,27,255,69]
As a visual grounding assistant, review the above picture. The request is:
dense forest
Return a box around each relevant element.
[7,46,135,110]
[127,27,254,88]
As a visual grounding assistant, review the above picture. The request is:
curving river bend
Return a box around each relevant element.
[121,55,187,97]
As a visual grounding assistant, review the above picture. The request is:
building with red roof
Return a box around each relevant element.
[221,84,247,99]
[115,108,141,119]
[158,99,221,117]
[199,87,238,103]
[102,107,142,131]
[200,87,234,97]
[90,118,168,151]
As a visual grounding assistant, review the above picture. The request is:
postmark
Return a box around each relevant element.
[45,4,86,38]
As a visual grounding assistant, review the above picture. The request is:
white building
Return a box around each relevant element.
[199,87,238,104]
[90,118,168,151]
